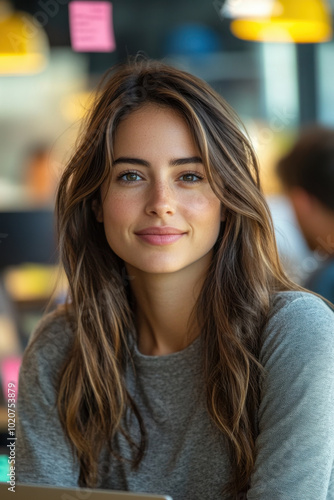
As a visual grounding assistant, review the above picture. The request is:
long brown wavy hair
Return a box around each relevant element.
[54,57,301,497]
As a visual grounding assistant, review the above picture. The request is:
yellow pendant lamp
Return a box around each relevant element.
[230,0,332,43]
[0,1,49,75]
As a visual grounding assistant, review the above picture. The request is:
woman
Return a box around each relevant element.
[16,58,334,499]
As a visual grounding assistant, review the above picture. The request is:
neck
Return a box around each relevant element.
[126,258,210,356]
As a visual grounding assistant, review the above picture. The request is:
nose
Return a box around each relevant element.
[144,180,176,217]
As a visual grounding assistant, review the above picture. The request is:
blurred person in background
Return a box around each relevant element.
[276,126,334,303]
[23,143,57,206]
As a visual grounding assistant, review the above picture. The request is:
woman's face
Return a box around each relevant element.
[96,103,223,276]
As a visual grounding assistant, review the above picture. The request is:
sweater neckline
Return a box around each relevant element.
[129,333,202,368]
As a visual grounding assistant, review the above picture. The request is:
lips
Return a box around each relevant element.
[134,227,186,245]
[135,226,186,235]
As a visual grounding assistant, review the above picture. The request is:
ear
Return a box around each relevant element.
[92,199,103,223]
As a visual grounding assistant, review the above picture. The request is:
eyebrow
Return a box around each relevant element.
[112,156,203,167]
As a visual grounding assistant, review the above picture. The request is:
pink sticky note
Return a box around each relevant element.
[69,1,116,52]
[1,356,22,398]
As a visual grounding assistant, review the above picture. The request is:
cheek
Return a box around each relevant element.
[101,197,130,253]
[185,192,221,221]
[102,192,136,224]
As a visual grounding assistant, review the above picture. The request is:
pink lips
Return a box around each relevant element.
[135,226,186,245]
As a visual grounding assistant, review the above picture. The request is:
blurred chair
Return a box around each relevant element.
[0,209,56,268]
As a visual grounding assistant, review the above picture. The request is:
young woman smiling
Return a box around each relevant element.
[16,59,334,499]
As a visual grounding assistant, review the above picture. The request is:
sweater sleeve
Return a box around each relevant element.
[16,309,80,487]
[248,292,334,500]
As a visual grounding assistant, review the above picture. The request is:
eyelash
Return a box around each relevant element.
[116,170,205,184]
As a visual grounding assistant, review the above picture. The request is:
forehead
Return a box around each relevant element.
[113,103,200,157]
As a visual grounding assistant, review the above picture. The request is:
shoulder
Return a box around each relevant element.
[260,291,334,366]
[27,304,75,354]
[268,289,333,319]
[311,259,334,281]
[20,305,76,392]
[304,260,334,300]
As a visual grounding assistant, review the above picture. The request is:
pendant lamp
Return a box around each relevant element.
[0,1,49,75]
[226,0,332,43]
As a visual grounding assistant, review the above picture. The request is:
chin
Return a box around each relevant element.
[126,257,190,275]
[135,264,185,275]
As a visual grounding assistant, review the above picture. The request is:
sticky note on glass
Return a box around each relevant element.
[0,356,22,398]
[69,1,116,52]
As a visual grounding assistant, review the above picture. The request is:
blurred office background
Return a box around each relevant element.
[1,0,334,479]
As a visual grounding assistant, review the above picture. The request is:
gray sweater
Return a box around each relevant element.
[16,292,334,499]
